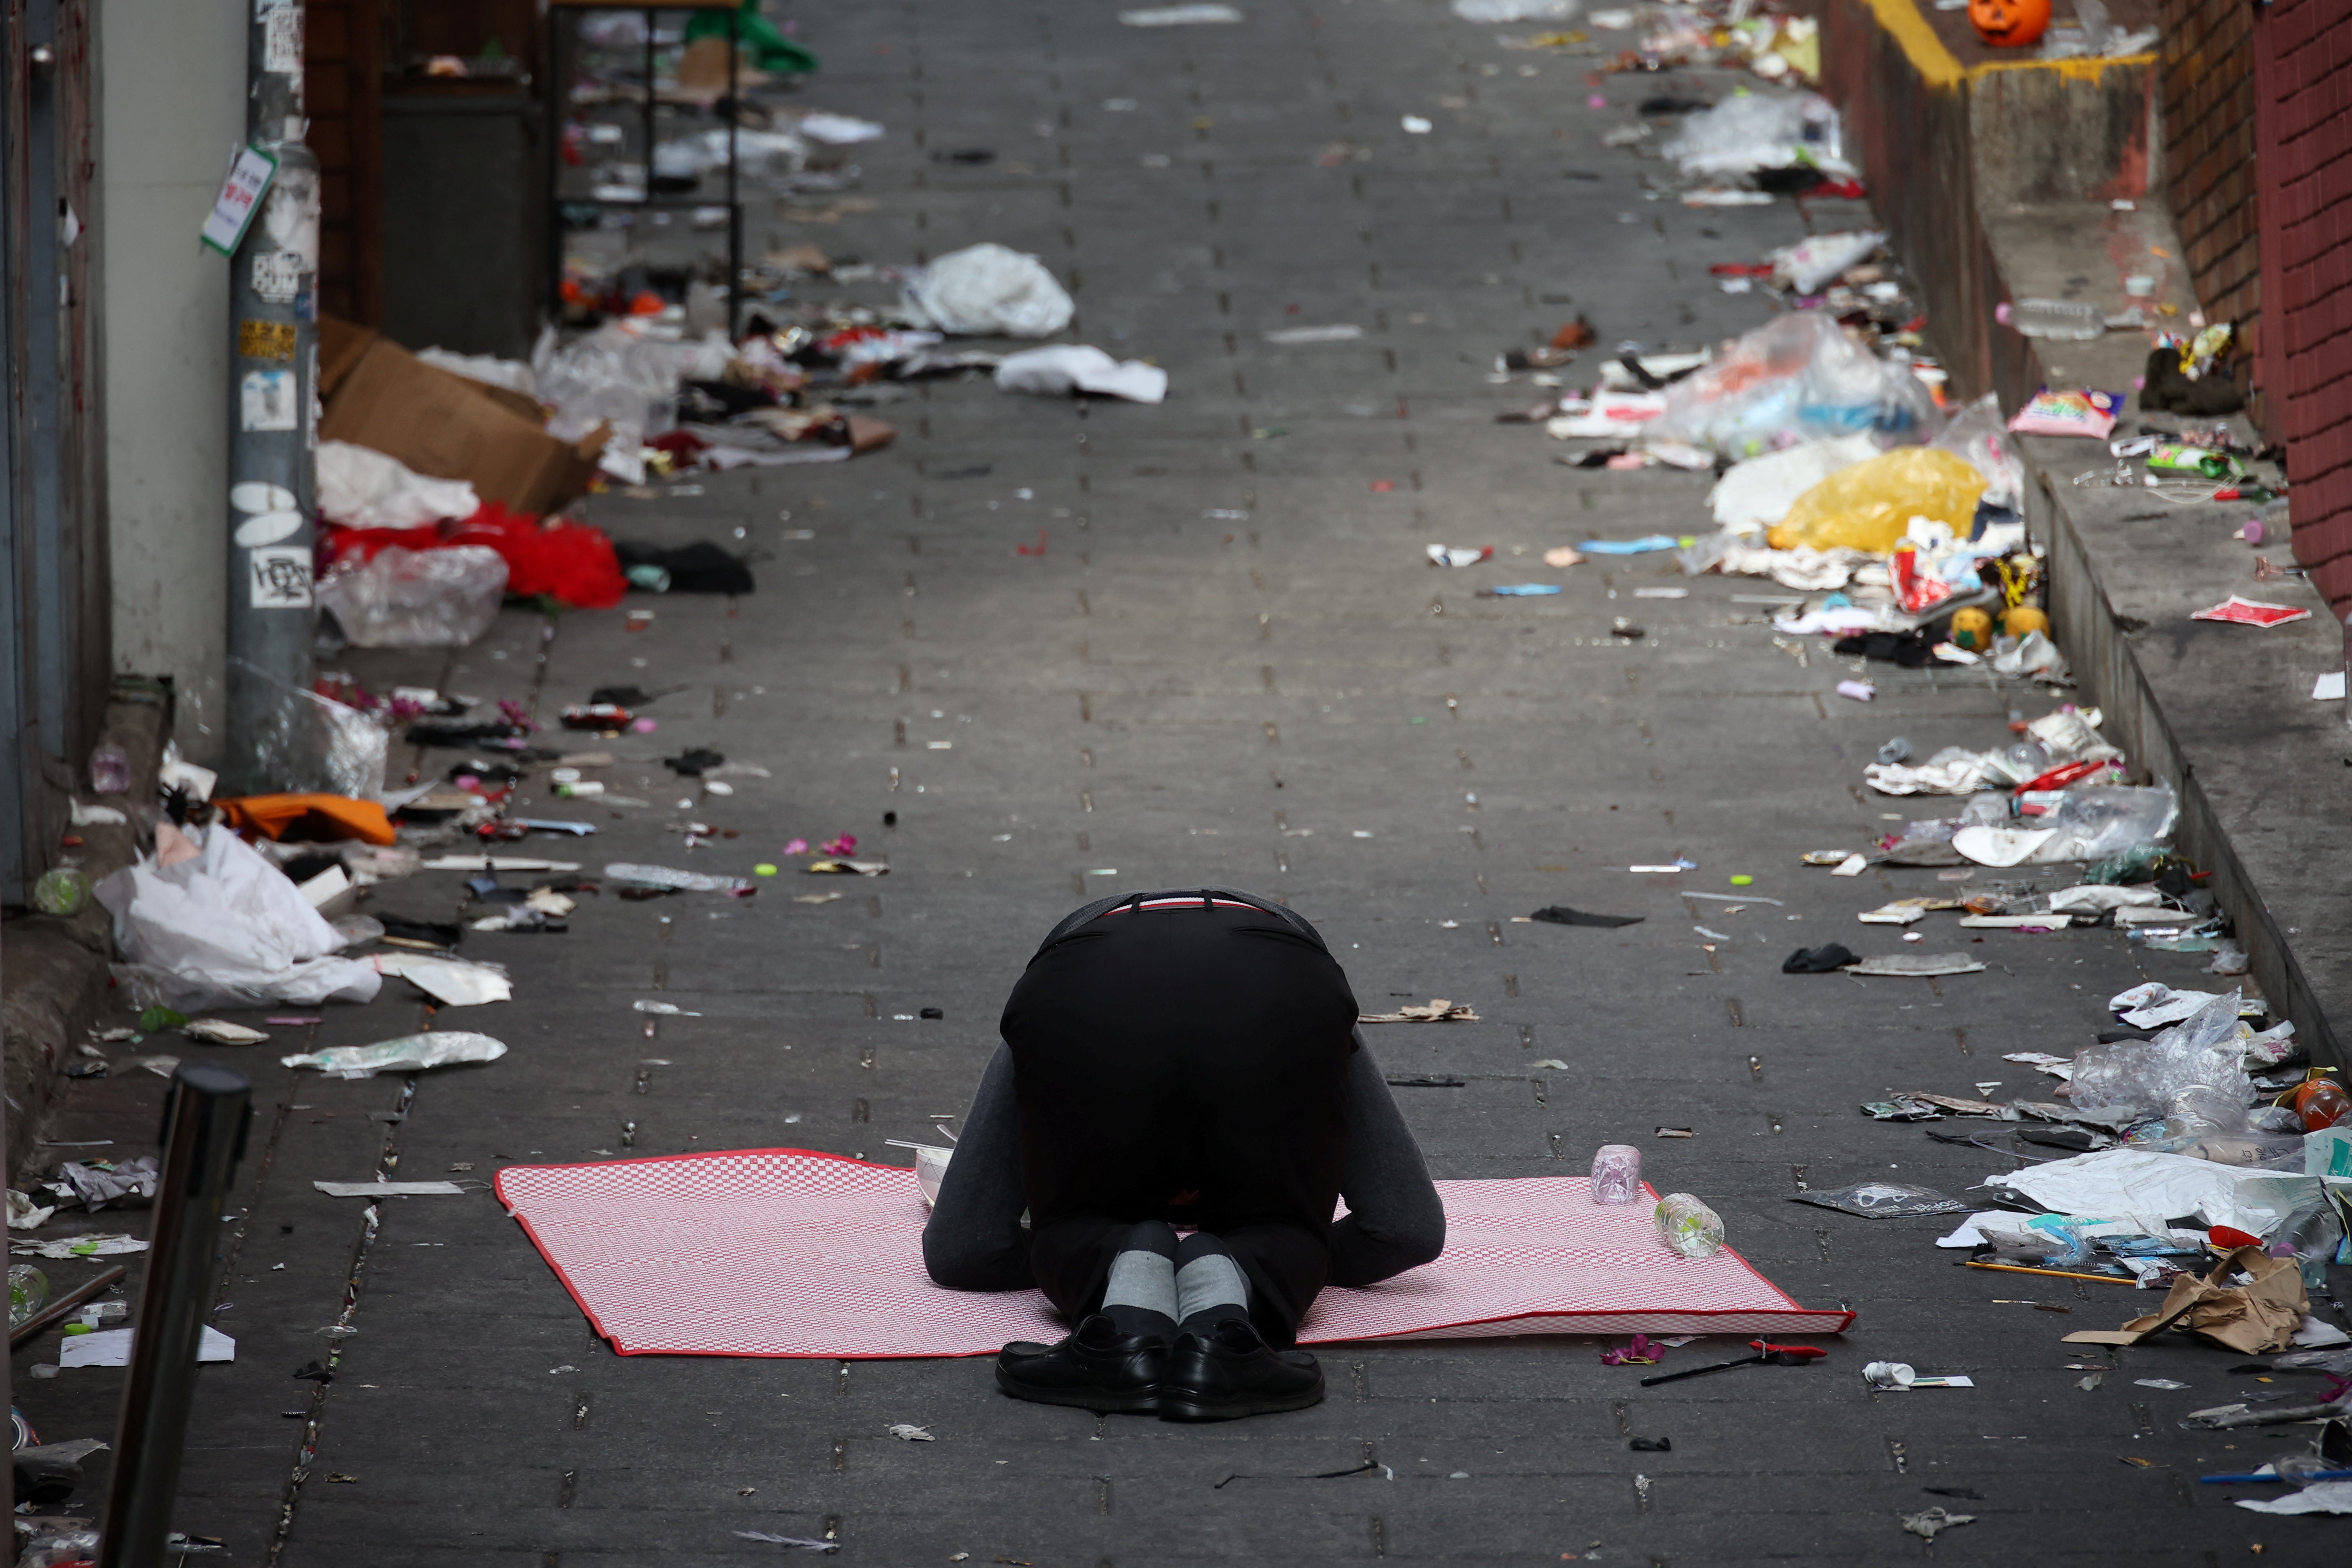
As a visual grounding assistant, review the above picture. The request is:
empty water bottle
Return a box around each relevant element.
[9,1263,49,1330]
[87,741,130,794]
[1998,298,2105,341]
[1654,1193,1724,1258]
[1590,1144,1642,1204]
[31,868,89,917]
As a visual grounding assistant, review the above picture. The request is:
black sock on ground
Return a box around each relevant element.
[1173,1230,1254,1338]
[1098,1219,1180,1339]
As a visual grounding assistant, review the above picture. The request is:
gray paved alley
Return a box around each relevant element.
[15,3,2337,1564]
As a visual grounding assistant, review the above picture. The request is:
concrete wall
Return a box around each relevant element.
[95,0,247,765]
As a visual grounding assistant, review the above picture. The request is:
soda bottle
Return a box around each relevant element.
[2290,1075,2348,1131]
[1654,1194,1724,1258]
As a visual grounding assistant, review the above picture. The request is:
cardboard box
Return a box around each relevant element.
[318,316,605,516]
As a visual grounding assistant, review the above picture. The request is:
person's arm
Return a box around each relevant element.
[920,1042,1035,1291]
[1328,1032,1447,1286]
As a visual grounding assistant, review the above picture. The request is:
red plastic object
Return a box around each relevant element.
[2207,1226,2263,1251]
[2014,759,2115,794]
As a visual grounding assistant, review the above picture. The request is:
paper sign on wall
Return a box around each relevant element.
[201,145,278,256]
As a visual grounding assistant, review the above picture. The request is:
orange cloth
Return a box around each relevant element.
[213,793,396,846]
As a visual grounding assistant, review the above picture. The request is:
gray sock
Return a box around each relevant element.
[1100,1220,1179,1338]
[1174,1233,1251,1336]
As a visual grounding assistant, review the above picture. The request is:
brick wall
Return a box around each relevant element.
[2256,0,2352,615]
[2159,0,2262,423]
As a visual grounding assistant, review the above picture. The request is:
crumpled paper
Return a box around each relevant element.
[2064,1246,2308,1355]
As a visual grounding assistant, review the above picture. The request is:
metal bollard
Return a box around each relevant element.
[97,1064,252,1568]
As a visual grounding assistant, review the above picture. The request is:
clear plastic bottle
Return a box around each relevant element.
[31,867,89,917]
[9,1263,50,1329]
[1998,298,2105,341]
[1654,1193,1724,1258]
[1590,1145,1642,1205]
[87,741,131,794]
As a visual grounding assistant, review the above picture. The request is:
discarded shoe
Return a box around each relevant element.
[1159,1319,1326,1421]
[995,1314,1165,1414]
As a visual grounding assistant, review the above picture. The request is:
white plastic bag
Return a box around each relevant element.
[96,826,383,1009]
[318,546,507,648]
[1769,230,1885,294]
[1665,94,1847,183]
[316,441,480,529]
[995,345,1167,403]
[901,244,1075,338]
[1709,433,1880,532]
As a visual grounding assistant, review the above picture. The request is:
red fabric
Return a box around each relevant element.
[318,501,627,610]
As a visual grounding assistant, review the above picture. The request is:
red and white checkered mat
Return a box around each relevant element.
[495,1149,1853,1358]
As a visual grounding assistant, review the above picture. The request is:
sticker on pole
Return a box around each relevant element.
[262,1,304,76]
[240,369,298,432]
[252,251,302,303]
[201,145,279,256]
[248,546,313,609]
[238,319,297,363]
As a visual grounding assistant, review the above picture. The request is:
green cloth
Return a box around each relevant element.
[686,4,819,74]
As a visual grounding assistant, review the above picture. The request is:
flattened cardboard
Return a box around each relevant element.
[316,316,604,516]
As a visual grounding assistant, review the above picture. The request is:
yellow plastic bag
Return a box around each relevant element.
[1767,447,1987,554]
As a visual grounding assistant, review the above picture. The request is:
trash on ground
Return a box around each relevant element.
[1899,1507,1975,1541]
[312,1181,468,1198]
[1599,1334,1668,1365]
[10,1234,146,1261]
[901,243,1074,337]
[96,826,383,1011]
[1792,1181,1968,1218]
[606,862,756,893]
[2007,388,2123,439]
[372,953,513,1007]
[995,345,1167,403]
[1530,905,1643,927]
[2190,596,2313,629]
[281,1032,508,1079]
[1119,3,1243,23]
[180,1020,269,1046]
[1358,999,1480,1023]
[58,1325,234,1369]
[1843,953,1985,977]
[886,1423,936,1441]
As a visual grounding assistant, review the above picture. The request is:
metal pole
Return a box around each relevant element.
[97,1064,252,1568]
[222,0,318,795]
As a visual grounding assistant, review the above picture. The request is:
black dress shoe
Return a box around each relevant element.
[1159,1319,1325,1421]
[995,1314,1166,1414]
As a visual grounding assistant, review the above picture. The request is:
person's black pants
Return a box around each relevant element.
[1000,898,1359,1345]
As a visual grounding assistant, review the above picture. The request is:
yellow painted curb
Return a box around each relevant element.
[1857,0,2154,89]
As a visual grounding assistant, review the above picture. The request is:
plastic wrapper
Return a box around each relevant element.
[94,824,383,1010]
[901,243,1075,338]
[1769,447,1988,554]
[227,656,389,802]
[1590,1144,1641,1204]
[533,323,681,453]
[995,345,1167,403]
[2008,388,2122,439]
[318,545,507,648]
[1769,230,1884,295]
[280,1031,508,1078]
[604,861,755,893]
[2070,990,2252,1132]
[2042,784,2178,858]
[1927,393,2025,506]
[1646,312,1935,458]
[1789,1180,1967,1218]
[1665,93,1844,181]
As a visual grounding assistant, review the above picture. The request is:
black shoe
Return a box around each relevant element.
[995,1314,1166,1414]
[1159,1319,1325,1421]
